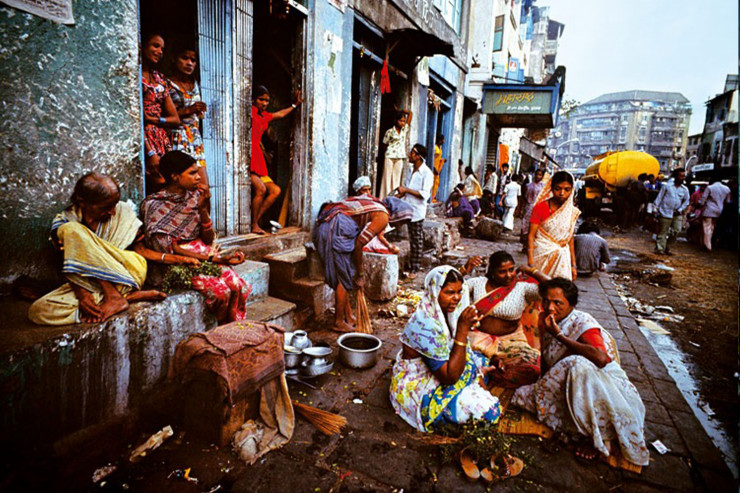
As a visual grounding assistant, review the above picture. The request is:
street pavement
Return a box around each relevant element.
[230,236,736,492]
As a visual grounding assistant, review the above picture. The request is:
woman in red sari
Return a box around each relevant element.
[462,251,549,388]
[140,151,251,322]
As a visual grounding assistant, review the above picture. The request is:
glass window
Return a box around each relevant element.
[493,15,504,52]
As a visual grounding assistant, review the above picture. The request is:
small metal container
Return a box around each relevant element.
[284,346,303,368]
[337,333,382,369]
[290,330,311,351]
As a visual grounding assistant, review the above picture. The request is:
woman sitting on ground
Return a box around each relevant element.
[511,278,649,466]
[390,265,500,431]
[461,251,548,388]
[446,190,476,235]
[138,151,251,323]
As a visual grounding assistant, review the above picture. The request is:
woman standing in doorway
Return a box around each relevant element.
[168,45,210,210]
[141,33,180,192]
[526,171,580,280]
[379,109,413,199]
[250,85,303,235]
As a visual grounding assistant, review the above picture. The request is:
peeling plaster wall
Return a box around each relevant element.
[306,3,354,223]
[0,3,142,289]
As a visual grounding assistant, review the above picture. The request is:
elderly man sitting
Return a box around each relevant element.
[29,173,165,325]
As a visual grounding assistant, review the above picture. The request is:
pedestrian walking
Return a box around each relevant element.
[520,168,546,247]
[652,168,689,255]
[431,134,446,202]
[379,109,413,198]
[699,174,731,251]
[396,144,433,273]
[502,174,522,231]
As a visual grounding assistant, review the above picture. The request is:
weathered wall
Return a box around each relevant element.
[305,2,354,223]
[0,2,142,289]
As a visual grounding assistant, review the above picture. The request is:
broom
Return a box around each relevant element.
[355,288,373,334]
[291,400,347,435]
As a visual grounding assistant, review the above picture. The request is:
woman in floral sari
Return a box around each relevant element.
[390,266,501,432]
[511,278,649,466]
[140,151,251,323]
[464,251,549,388]
[527,171,580,280]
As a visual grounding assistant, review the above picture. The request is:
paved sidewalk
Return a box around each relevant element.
[230,238,736,492]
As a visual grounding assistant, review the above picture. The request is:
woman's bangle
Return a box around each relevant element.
[158,117,166,124]
[291,103,297,109]
[453,339,466,347]
[160,253,167,262]
[146,149,156,158]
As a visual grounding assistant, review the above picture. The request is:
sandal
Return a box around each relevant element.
[460,448,480,481]
[490,455,524,480]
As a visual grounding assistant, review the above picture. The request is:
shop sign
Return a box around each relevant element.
[485,90,553,115]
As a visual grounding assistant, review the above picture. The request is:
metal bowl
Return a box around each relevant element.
[337,333,382,369]
[300,360,334,378]
[284,345,303,368]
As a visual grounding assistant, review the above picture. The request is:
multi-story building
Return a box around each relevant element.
[548,90,691,172]
[697,74,738,172]
[463,0,563,178]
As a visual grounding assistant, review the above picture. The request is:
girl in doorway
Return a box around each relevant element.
[379,109,413,199]
[250,85,303,235]
[167,45,210,211]
[141,33,180,193]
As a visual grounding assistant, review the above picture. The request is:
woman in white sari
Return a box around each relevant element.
[511,278,649,466]
[527,171,580,280]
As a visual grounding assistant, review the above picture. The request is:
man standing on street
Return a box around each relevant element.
[520,167,546,248]
[699,174,731,251]
[397,143,433,274]
[495,162,511,219]
[652,168,689,255]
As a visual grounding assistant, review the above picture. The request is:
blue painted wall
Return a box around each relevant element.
[305,1,354,223]
[0,2,142,289]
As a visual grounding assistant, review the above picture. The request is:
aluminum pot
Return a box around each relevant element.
[337,333,382,369]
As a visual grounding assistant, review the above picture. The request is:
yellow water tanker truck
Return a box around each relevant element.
[581,151,660,215]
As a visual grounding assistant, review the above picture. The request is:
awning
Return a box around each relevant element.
[482,82,562,129]
[387,28,455,71]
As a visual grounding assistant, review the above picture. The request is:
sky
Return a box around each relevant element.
[537,0,738,135]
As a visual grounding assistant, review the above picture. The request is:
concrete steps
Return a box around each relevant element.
[264,247,332,320]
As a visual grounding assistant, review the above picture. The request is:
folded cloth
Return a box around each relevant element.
[171,320,286,404]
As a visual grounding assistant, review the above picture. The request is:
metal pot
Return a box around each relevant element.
[290,330,311,351]
[337,333,382,369]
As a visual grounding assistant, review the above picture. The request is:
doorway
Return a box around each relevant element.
[252,0,305,227]
[425,77,453,201]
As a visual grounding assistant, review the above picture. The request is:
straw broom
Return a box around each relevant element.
[291,400,347,435]
[355,288,372,334]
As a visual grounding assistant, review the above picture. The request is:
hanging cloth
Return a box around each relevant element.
[380,57,392,94]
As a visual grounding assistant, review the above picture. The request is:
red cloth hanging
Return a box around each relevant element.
[380,57,391,94]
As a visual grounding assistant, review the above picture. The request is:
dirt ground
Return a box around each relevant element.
[602,225,738,443]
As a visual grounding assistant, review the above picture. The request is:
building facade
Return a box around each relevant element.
[548,90,692,173]
[696,74,738,173]
[0,0,470,289]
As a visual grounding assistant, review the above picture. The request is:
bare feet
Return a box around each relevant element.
[125,290,167,303]
[98,295,129,321]
[575,442,598,463]
[332,321,355,333]
[251,225,268,235]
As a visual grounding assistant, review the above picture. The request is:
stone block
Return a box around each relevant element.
[652,378,691,412]
[422,220,445,254]
[362,252,399,302]
[670,411,730,472]
[437,217,462,250]
[475,216,505,240]
[304,242,324,281]
[231,260,269,302]
[394,240,410,270]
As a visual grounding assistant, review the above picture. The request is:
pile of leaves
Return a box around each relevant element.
[437,419,514,466]
[161,262,222,292]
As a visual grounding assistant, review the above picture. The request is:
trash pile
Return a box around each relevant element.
[378,287,423,320]
[614,282,684,330]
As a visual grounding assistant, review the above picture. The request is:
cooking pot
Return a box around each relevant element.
[337,333,382,369]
